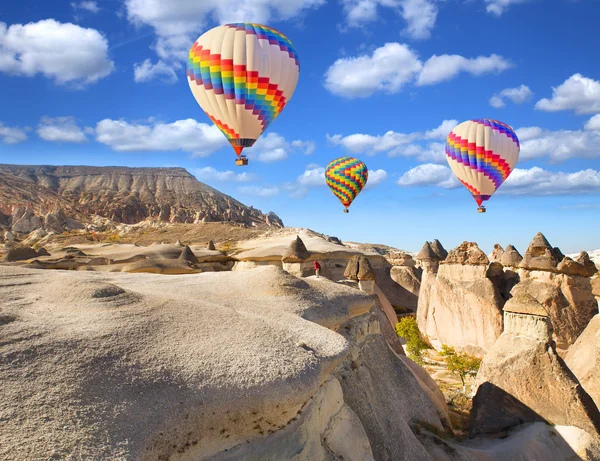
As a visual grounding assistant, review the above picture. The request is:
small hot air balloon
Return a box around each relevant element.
[325,157,368,213]
[187,23,300,166]
[445,119,520,213]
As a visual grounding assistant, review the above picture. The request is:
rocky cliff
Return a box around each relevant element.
[0,164,283,230]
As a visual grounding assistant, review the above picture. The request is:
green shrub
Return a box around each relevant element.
[395,316,429,365]
[439,345,482,390]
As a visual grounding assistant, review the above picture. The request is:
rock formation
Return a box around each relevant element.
[0,164,283,230]
[500,244,523,267]
[489,244,504,263]
[207,240,216,251]
[179,246,199,265]
[281,236,311,263]
[566,315,600,409]
[4,246,40,262]
[417,242,504,355]
[430,239,448,260]
[470,297,600,441]
[415,242,440,263]
[520,232,561,272]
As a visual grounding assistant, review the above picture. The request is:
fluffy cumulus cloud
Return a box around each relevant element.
[37,116,88,143]
[95,118,228,157]
[489,84,533,108]
[247,133,315,163]
[364,169,388,188]
[518,126,600,162]
[584,114,600,131]
[484,0,530,15]
[71,1,100,13]
[416,54,512,86]
[397,164,459,188]
[195,167,257,183]
[328,120,452,162]
[124,0,324,65]
[535,74,600,115]
[342,0,438,39]
[238,185,280,197]
[134,59,178,83]
[0,122,28,144]
[324,43,423,98]
[0,19,114,85]
[297,165,326,186]
[324,43,511,98]
[501,167,600,195]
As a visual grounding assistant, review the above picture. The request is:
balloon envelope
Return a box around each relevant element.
[187,23,300,157]
[325,157,368,211]
[445,119,520,206]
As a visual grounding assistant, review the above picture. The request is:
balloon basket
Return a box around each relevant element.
[477,206,486,213]
[235,157,248,166]
[343,209,349,213]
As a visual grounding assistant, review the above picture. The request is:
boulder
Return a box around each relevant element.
[207,240,216,251]
[179,246,199,265]
[558,256,597,277]
[566,315,600,410]
[4,246,39,262]
[3,230,16,242]
[576,252,599,277]
[36,248,51,257]
[500,244,523,268]
[430,239,448,260]
[470,304,600,440]
[519,232,561,272]
[281,236,311,263]
[489,244,504,263]
[344,255,375,281]
[443,241,489,265]
[11,210,43,234]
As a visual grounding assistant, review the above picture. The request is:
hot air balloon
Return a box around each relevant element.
[325,157,368,213]
[445,119,520,213]
[187,23,300,166]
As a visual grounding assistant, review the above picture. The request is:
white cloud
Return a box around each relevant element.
[364,169,388,188]
[584,114,600,131]
[424,119,459,140]
[389,142,446,162]
[519,126,600,162]
[238,185,280,197]
[397,164,459,188]
[0,19,114,85]
[417,54,512,86]
[327,131,419,154]
[484,0,529,15]
[535,74,600,115]
[246,132,314,163]
[37,116,88,143]
[95,118,228,157]
[0,122,27,144]
[298,166,326,186]
[489,84,533,108]
[134,59,178,83]
[124,0,324,62]
[195,167,257,183]
[324,43,422,98]
[324,43,511,98]
[501,167,600,195]
[342,0,437,39]
[72,1,100,13]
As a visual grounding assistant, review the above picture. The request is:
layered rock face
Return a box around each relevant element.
[470,298,600,444]
[0,164,283,232]
[417,241,504,355]
[566,315,600,410]
[517,233,598,352]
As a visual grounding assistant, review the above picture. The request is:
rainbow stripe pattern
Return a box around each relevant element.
[187,23,299,141]
[325,156,368,209]
[445,119,520,206]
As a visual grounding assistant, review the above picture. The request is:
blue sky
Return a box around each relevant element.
[0,0,599,254]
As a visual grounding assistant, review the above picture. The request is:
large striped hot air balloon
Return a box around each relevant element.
[325,157,368,213]
[445,119,520,213]
[187,23,300,166]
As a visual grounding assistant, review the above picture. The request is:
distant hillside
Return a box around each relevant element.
[0,164,283,228]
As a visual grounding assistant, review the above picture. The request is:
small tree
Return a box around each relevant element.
[439,345,482,392]
[395,317,429,365]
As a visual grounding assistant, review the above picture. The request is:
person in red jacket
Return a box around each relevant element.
[313,260,321,278]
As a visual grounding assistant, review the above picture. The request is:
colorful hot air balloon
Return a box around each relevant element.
[325,157,368,213]
[445,119,520,213]
[187,23,300,166]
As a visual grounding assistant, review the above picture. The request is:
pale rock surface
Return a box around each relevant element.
[470,300,600,441]
[430,239,448,260]
[566,315,600,409]
[417,242,503,355]
[500,244,523,268]
[489,244,504,263]
[519,232,561,272]
[281,236,311,263]
[11,209,43,234]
